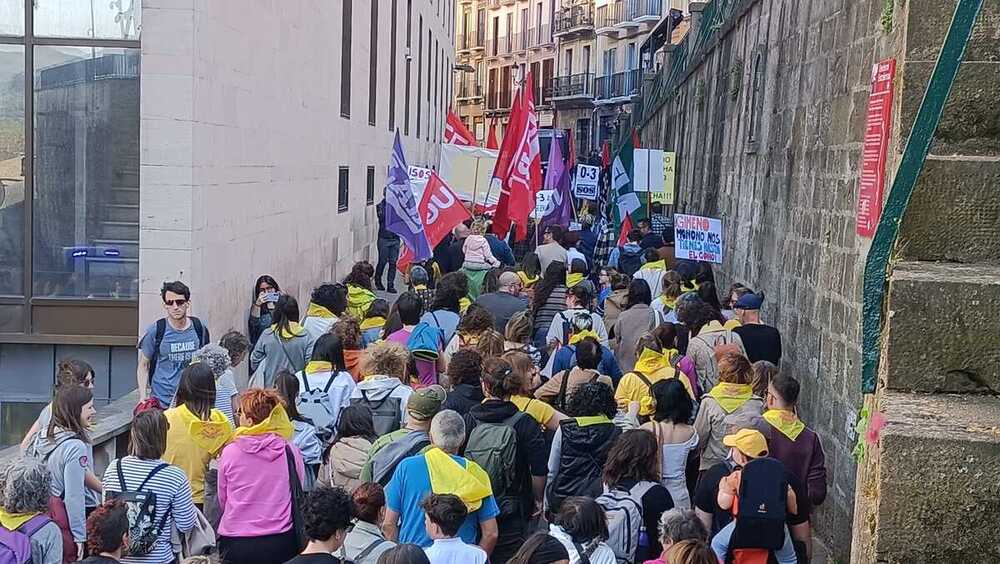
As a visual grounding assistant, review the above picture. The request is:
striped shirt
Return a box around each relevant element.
[533,286,567,333]
[215,370,239,425]
[102,456,198,564]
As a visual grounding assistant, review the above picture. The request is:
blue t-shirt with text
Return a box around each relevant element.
[139,320,204,406]
[385,453,500,548]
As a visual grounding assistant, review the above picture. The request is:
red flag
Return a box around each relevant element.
[444,109,477,146]
[566,129,576,169]
[486,119,500,149]
[632,128,641,149]
[617,214,634,246]
[397,172,473,272]
[491,73,542,241]
[601,140,611,168]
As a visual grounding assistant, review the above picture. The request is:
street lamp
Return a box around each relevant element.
[453,63,476,73]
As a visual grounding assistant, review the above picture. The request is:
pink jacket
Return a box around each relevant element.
[217,433,305,537]
[462,235,500,267]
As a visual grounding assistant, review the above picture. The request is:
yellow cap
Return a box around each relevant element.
[722,428,768,458]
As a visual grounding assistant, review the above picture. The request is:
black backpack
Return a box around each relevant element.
[730,457,789,552]
[618,248,643,276]
[350,386,403,436]
[148,317,209,378]
[108,461,172,557]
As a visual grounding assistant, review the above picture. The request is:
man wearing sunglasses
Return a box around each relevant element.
[137,281,210,408]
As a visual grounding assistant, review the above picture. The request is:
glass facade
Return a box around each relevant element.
[0,0,140,324]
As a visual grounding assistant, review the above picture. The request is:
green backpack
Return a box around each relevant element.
[465,412,526,516]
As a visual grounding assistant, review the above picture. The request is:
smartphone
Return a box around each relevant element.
[264,291,280,303]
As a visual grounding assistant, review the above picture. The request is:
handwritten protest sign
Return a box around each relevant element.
[674,213,723,263]
[573,164,600,200]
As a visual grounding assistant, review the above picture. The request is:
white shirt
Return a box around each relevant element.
[549,525,617,564]
[546,308,609,347]
[566,247,587,268]
[302,315,338,343]
[634,268,665,298]
[424,537,487,564]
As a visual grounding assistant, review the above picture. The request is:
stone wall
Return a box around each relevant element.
[637,0,907,556]
[139,0,453,333]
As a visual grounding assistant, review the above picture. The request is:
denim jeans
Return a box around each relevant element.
[375,237,400,288]
[711,520,798,564]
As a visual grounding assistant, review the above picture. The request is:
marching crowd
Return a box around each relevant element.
[1,211,828,564]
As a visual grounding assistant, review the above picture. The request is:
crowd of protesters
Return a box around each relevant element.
[2,211,826,564]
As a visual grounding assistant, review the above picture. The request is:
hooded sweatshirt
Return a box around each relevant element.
[350,376,413,431]
[323,435,372,493]
[249,322,314,387]
[217,407,306,538]
[163,405,233,503]
[347,285,377,319]
[32,429,93,542]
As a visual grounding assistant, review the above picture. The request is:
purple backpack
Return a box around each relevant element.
[0,514,51,564]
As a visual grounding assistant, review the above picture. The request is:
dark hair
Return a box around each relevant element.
[603,429,659,487]
[567,284,593,309]
[430,272,469,314]
[545,225,565,244]
[532,261,567,313]
[130,409,168,459]
[302,486,354,542]
[476,330,505,359]
[554,497,608,543]
[275,370,305,422]
[55,359,94,390]
[661,271,684,299]
[175,362,217,420]
[377,544,431,564]
[481,357,519,399]
[652,323,680,350]
[446,349,483,387]
[366,298,391,320]
[521,252,541,278]
[569,258,587,275]
[627,229,642,243]
[219,330,250,360]
[271,294,301,340]
[333,317,363,350]
[638,218,652,230]
[160,280,191,301]
[575,337,602,370]
[86,499,129,555]
[770,372,800,406]
[311,283,349,315]
[421,493,468,537]
[697,282,723,313]
[563,231,580,249]
[252,275,280,302]
[457,303,495,335]
[508,534,571,564]
[335,404,378,443]
[48,385,93,442]
[643,247,661,262]
[310,333,348,370]
[626,278,652,309]
[395,292,424,325]
[344,261,376,291]
[566,381,616,419]
[352,482,386,524]
[722,283,750,309]
[651,379,692,424]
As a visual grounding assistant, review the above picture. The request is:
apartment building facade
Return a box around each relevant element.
[0,0,453,446]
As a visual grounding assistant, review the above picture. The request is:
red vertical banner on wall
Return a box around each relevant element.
[856,58,896,237]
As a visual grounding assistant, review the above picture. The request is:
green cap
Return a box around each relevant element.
[406,385,447,421]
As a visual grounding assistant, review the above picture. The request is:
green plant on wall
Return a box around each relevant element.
[729,58,744,100]
[881,0,894,33]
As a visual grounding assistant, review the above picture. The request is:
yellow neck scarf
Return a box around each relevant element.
[0,509,39,530]
[413,284,428,291]
[723,319,742,331]
[642,259,666,271]
[424,448,492,511]
[517,271,540,287]
[764,409,806,441]
[305,303,337,319]
[569,329,601,345]
[575,414,611,427]
[360,316,386,331]
[271,321,306,339]
[681,280,700,293]
[707,383,754,413]
[566,272,586,288]
[660,296,678,310]
[459,297,472,314]
[234,404,294,441]
[305,361,333,374]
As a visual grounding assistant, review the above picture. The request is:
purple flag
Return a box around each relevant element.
[384,132,432,261]
[540,135,573,230]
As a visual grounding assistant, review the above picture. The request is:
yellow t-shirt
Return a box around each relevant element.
[511,395,556,427]
[615,367,676,415]
[163,405,232,503]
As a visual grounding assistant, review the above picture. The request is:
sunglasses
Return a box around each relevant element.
[164,299,188,307]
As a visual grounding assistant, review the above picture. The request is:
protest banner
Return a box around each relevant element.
[651,151,675,205]
[532,190,554,219]
[573,164,600,200]
[674,213,723,263]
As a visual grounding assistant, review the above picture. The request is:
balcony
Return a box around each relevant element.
[486,0,501,8]
[501,0,516,5]
[596,4,620,35]
[456,33,481,54]
[548,72,595,107]
[597,0,662,34]
[595,69,640,103]
[553,4,594,40]
[457,79,484,103]
[527,24,553,49]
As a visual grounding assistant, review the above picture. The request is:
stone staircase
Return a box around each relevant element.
[850,2,1000,562]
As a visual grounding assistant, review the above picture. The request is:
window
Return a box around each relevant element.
[389,0,397,130]
[33,46,140,299]
[33,0,140,40]
[369,0,379,126]
[576,119,591,157]
[583,45,591,75]
[0,45,24,296]
[491,16,499,56]
[340,0,352,118]
[603,48,616,75]
[477,9,486,47]
[536,2,543,44]
[432,40,438,142]
[405,0,412,135]
[627,43,637,70]
[338,167,350,213]
[417,16,422,138]
[531,61,540,100]
[542,58,554,105]
[520,8,528,49]
[366,166,376,205]
[487,67,497,109]
[564,49,573,75]
[505,13,512,52]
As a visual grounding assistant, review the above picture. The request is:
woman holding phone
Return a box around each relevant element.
[250,275,282,346]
